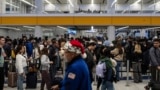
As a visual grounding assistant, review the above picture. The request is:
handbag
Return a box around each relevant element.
[28,61,38,73]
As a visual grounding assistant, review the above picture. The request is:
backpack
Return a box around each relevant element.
[96,61,106,78]
[96,57,118,82]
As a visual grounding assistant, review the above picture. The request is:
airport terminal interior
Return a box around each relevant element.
[0,0,160,90]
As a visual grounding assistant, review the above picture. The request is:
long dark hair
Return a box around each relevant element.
[41,47,48,56]
[15,45,24,55]
[116,43,123,54]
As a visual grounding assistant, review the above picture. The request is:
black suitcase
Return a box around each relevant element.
[152,70,160,90]
[26,72,37,89]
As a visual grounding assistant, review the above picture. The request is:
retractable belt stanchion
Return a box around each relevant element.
[126,60,130,86]
[62,61,66,77]
[93,69,97,85]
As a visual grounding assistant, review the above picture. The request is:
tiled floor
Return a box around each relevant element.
[4,80,149,90]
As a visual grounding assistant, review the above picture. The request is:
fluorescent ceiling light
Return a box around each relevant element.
[57,26,67,30]
[0,27,20,31]
[68,0,74,7]
[149,1,160,7]
[91,0,94,4]
[91,26,94,30]
[135,0,141,4]
[111,0,117,7]
[122,8,129,13]
[5,2,19,8]
[145,27,160,30]
[45,0,53,5]
[132,0,141,5]
[122,0,141,13]
[117,26,129,30]
[23,26,35,29]
[21,0,36,7]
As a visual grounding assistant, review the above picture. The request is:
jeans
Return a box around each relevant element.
[17,74,24,90]
[17,67,26,90]
[101,80,114,90]
[115,61,122,80]
[132,62,142,82]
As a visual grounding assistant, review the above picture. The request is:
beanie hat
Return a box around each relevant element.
[63,40,84,54]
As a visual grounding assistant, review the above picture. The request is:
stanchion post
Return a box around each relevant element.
[63,61,66,77]
[126,60,130,86]
[93,72,97,85]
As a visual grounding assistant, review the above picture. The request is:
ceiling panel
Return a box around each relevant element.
[46,0,160,5]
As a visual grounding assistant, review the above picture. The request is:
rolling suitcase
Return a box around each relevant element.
[26,72,37,89]
[152,70,160,90]
[8,72,17,87]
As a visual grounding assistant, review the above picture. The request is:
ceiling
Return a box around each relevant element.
[47,0,158,4]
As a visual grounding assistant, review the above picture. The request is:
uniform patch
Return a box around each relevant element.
[68,73,76,79]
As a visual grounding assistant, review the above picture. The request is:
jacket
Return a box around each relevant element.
[60,56,92,90]
[111,48,124,61]
[150,47,160,66]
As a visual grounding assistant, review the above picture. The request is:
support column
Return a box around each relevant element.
[107,0,116,14]
[107,26,116,43]
[34,26,43,38]
[35,0,44,14]
[0,0,5,13]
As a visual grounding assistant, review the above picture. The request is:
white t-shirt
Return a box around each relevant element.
[16,54,27,74]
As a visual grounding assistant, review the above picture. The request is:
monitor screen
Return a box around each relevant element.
[67,29,77,35]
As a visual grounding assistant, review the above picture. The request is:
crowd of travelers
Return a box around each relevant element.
[0,35,159,90]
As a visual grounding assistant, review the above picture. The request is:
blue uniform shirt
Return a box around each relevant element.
[26,42,33,57]
[60,56,92,90]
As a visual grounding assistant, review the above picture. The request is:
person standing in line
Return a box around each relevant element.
[111,43,124,81]
[85,42,97,83]
[132,41,142,83]
[3,39,12,77]
[15,45,27,90]
[40,47,53,90]
[0,36,6,90]
[145,39,160,90]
